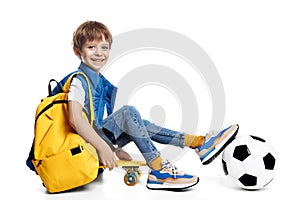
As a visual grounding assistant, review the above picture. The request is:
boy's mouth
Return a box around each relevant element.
[91,58,105,63]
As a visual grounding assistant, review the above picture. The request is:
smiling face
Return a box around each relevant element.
[76,38,110,73]
[72,21,113,73]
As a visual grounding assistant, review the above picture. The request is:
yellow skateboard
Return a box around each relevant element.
[100,160,147,186]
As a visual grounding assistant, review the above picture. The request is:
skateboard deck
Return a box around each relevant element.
[99,160,147,186]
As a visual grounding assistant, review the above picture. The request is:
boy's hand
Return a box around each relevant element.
[98,141,117,170]
[115,148,132,161]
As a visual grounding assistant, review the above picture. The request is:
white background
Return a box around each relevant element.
[1,0,299,199]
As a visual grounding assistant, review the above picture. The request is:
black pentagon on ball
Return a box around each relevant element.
[222,159,228,175]
[263,153,276,170]
[233,145,251,161]
[239,174,257,187]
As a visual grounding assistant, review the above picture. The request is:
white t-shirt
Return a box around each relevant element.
[68,77,85,107]
[68,77,108,118]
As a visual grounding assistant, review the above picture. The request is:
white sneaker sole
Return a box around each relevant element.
[146,177,200,191]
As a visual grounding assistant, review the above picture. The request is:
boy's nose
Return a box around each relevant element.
[95,48,103,55]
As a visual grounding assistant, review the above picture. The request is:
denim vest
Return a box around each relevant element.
[53,62,117,128]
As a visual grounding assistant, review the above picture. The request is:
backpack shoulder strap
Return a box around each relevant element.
[62,72,95,126]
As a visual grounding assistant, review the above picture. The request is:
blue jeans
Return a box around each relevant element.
[101,105,185,164]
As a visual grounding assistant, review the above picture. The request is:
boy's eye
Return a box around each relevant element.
[88,46,95,49]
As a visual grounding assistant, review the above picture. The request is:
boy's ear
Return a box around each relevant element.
[73,47,81,60]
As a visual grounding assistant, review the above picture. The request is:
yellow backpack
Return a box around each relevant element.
[31,72,99,193]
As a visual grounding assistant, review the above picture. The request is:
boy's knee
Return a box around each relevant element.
[121,105,143,120]
[122,105,138,114]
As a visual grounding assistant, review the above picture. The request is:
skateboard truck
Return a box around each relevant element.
[100,160,147,186]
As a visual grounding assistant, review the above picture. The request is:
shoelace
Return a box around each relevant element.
[162,161,184,179]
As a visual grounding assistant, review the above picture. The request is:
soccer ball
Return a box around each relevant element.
[222,135,277,190]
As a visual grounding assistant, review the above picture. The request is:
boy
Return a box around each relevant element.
[65,21,238,190]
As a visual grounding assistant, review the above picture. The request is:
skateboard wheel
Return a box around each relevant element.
[124,172,137,186]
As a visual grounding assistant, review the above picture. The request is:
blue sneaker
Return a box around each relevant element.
[146,160,199,191]
[196,124,239,165]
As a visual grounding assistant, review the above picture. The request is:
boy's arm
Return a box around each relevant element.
[68,100,117,170]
